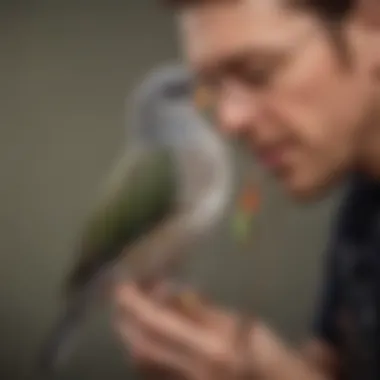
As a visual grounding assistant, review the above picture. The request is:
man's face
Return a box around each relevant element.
[178,1,376,199]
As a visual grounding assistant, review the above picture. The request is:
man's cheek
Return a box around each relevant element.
[286,149,321,184]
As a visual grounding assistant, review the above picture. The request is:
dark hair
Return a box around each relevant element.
[297,0,355,22]
[163,0,355,62]
[162,0,354,21]
[297,0,355,62]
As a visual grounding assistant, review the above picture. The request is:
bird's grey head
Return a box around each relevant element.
[127,64,234,232]
[127,63,209,148]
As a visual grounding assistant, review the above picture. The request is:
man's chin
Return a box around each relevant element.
[282,177,336,202]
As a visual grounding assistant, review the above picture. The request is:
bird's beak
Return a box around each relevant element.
[193,84,214,111]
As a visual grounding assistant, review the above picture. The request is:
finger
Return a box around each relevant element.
[114,313,197,380]
[144,282,217,324]
[114,280,170,305]
[114,282,237,348]
[113,288,243,380]
[171,290,235,328]
[115,281,208,319]
[117,284,211,355]
[118,321,197,379]
[112,282,175,341]
[150,282,204,321]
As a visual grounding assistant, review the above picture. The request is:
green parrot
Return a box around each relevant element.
[38,64,234,373]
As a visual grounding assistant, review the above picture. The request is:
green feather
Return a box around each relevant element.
[231,210,254,243]
[66,147,178,295]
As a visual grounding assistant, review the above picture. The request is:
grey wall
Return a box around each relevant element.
[0,1,342,379]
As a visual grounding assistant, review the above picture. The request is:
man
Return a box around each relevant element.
[113,1,380,379]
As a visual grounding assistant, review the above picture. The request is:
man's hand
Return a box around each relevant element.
[113,281,337,380]
[113,281,255,380]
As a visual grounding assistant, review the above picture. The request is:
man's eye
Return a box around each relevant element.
[240,67,273,88]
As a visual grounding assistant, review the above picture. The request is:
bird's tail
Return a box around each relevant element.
[38,298,86,375]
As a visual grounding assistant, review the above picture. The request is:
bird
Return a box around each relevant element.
[38,63,235,374]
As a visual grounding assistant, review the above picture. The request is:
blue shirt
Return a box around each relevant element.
[314,174,380,379]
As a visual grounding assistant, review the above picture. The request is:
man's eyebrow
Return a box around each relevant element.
[196,46,283,77]
[229,46,284,63]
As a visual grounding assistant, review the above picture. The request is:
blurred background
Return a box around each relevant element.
[0,1,343,379]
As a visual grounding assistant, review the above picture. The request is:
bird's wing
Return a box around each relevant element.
[65,146,178,295]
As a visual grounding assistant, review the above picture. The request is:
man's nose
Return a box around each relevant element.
[216,88,255,137]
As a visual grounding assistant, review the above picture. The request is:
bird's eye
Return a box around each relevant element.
[163,82,192,99]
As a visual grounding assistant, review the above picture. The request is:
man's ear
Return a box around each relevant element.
[355,0,380,29]
[355,1,380,84]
